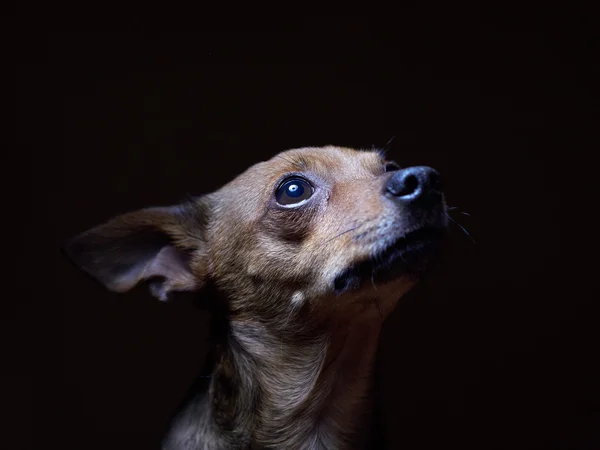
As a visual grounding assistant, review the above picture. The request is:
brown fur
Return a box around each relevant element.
[63,145,447,449]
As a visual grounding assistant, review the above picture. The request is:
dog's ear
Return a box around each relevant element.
[62,199,211,301]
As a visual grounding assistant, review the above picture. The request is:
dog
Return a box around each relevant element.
[63,145,448,450]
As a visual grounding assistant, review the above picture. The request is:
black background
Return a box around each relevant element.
[11,8,600,450]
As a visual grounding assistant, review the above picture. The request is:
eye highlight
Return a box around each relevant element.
[276,177,314,206]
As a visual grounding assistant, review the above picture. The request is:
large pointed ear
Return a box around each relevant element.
[62,199,211,301]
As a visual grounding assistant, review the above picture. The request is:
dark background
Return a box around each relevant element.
[11,8,599,450]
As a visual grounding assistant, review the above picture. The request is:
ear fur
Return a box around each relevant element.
[63,200,210,301]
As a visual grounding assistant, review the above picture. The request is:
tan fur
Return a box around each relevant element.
[64,146,447,449]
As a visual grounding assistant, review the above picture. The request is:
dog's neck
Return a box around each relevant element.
[228,312,383,450]
[163,285,409,450]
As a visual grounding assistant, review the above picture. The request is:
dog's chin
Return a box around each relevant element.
[333,226,447,294]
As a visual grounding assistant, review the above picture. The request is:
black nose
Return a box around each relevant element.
[386,166,442,203]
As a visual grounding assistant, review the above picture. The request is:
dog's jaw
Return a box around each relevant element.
[332,225,447,295]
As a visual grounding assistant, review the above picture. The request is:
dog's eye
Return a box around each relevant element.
[384,162,401,172]
[276,177,314,206]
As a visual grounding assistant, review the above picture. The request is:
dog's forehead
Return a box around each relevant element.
[267,146,383,180]
[217,146,385,203]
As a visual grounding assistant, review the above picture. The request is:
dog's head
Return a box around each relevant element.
[64,146,447,326]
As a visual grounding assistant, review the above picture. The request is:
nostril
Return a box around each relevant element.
[386,166,441,202]
[398,174,420,197]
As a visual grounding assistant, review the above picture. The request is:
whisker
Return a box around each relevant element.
[276,153,300,168]
[446,214,477,244]
[321,225,362,246]
[447,206,472,216]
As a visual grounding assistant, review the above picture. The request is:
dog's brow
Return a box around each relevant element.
[276,153,309,171]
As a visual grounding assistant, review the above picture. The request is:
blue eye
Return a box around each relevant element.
[276,177,314,206]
